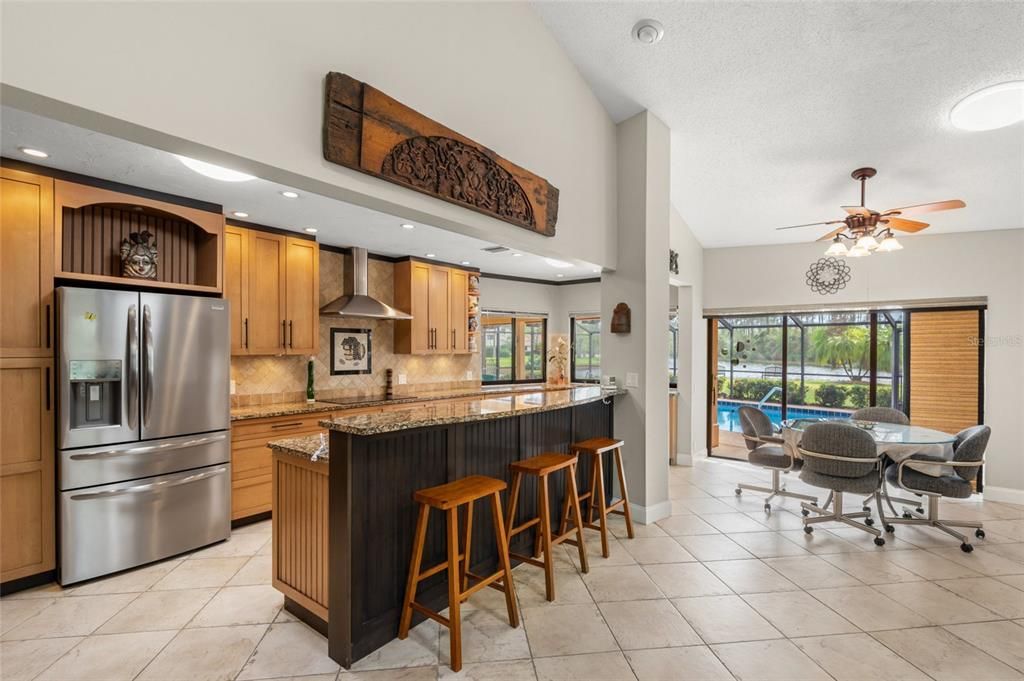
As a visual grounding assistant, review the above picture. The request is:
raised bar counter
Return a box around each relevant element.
[292,385,625,668]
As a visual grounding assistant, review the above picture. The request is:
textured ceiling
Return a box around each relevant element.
[535,1,1024,247]
[0,108,600,281]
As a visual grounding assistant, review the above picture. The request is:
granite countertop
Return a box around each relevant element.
[320,386,627,436]
[230,384,594,422]
[267,434,330,462]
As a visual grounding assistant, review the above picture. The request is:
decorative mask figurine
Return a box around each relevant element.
[120,231,158,280]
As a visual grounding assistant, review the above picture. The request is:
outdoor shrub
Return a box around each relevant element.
[786,380,806,405]
[876,386,893,408]
[727,378,783,403]
[848,385,869,408]
[817,384,848,408]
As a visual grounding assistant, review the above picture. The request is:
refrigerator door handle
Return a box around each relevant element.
[142,304,154,427]
[127,304,139,429]
[68,466,228,500]
[68,433,228,460]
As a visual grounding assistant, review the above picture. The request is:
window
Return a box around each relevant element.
[481,314,547,384]
[571,315,601,383]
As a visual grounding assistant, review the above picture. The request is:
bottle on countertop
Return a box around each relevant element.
[385,368,394,400]
[306,356,316,403]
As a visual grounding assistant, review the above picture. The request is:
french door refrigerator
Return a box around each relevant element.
[57,287,231,584]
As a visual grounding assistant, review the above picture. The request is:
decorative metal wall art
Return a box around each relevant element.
[805,257,852,295]
[120,231,158,280]
[669,249,679,275]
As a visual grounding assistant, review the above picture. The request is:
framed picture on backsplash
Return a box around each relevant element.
[330,328,372,375]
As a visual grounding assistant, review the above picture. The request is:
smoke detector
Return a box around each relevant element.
[632,19,664,45]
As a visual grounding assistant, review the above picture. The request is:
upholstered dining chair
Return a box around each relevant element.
[734,406,816,513]
[849,407,923,516]
[797,421,887,546]
[882,425,990,552]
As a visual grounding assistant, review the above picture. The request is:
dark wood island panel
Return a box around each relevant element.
[326,397,616,668]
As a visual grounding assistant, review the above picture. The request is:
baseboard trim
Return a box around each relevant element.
[673,453,693,466]
[628,500,672,525]
[983,485,1024,506]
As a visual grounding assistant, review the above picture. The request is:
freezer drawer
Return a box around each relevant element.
[60,431,229,490]
[59,463,231,585]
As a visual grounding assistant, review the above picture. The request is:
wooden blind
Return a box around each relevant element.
[909,309,982,434]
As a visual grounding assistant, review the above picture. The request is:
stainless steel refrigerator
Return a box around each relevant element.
[56,287,231,585]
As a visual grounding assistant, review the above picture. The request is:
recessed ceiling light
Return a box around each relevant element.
[176,155,255,182]
[304,227,318,234]
[280,190,299,199]
[950,81,1024,131]
[425,253,436,258]
[544,257,572,269]
[231,211,249,218]
[632,19,664,45]
[556,274,565,278]
[401,223,415,230]
[592,268,601,274]
[512,253,523,257]
[19,147,48,158]
[460,260,471,266]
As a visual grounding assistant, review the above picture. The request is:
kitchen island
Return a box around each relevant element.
[268,385,624,668]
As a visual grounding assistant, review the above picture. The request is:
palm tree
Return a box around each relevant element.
[808,326,872,382]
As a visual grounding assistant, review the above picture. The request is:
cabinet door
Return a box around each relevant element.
[1,168,54,358]
[247,232,286,354]
[224,226,249,355]
[450,269,469,353]
[0,358,55,581]
[285,238,319,355]
[410,262,432,353]
[428,266,451,353]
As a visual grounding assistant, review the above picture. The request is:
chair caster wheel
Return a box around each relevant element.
[885,525,895,533]
[801,509,810,517]
[862,506,870,513]
[804,525,814,534]
[865,517,874,526]
[874,537,886,547]
[961,542,974,553]
[902,512,912,519]
[975,529,986,539]
[735,488,742,496]
[763,503,772,514]
[916,508,924,514]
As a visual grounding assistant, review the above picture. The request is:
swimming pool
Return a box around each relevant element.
[717,400,850,432]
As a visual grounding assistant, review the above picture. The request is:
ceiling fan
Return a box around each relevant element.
[778,167,966,257]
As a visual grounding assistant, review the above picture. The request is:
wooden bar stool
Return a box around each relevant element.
[506,453,588,601]
[560,437,634,558]
[399,475,518,672]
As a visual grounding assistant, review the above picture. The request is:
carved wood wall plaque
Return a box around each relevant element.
[323,72,559,236]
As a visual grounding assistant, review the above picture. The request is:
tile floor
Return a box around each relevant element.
[3,456,1024,680]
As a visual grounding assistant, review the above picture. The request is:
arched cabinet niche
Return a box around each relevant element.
[54,180,223,294]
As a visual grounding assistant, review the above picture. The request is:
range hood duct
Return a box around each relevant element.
[319,247,413,320]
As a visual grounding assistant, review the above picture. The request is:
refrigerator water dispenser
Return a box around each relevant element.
[68,359,122,429]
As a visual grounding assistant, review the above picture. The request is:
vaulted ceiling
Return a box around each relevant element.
[535,1,1024,248]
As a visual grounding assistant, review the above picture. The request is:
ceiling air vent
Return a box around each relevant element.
[482,245,509,253]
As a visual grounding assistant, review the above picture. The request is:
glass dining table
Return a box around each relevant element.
[780,418,957,476]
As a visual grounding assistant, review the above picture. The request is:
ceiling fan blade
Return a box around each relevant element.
[777,220,844,231]
[882,200,966,217]
[816,227,846,242]
[883,217,930,233]
[841,206,871,216]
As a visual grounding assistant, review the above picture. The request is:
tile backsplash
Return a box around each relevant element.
[230,250,479,406]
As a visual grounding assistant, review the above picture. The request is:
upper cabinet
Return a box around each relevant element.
[224,224,319,356]
[1,168,54,358]
[53,180,223,294]
[394,259,475,355]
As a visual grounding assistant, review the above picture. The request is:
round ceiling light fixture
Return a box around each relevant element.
[304,227,318,234]
[401,223,415,230]
[19,147,49,158]
[280,190,299,199]
[231,211,249,218]
[950,81,1024,131]
[632,19,664,45]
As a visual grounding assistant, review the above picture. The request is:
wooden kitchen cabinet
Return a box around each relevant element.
[0,358,55,583]
[1,167,54,359]
[394,259,475,355]
[224,225,318,356]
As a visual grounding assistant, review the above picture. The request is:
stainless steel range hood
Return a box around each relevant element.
[319,247,413,320]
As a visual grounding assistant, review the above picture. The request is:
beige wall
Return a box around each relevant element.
[1,1,617,269]
[230,251,478,405]
[703,228,1024,502]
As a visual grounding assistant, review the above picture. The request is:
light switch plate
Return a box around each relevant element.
[466,370,474,380]
[626,372,639,388]
[397,374,408,385]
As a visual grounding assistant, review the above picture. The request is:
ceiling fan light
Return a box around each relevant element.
[825,239,848,256]
[877,234,903,252]
[855,234,879,251]
[847,245,870,258]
